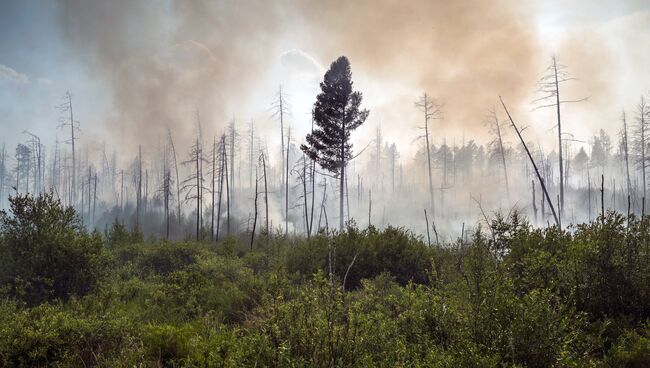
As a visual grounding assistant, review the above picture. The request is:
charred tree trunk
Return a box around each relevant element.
[251,167,258,250]
[211,136,217,241]
[260,152,269,244]
[500,97,559,226]
[286,127,291,235]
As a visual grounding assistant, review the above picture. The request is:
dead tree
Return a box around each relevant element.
[248,120,255,189]
[250,166,258,250]
[156,150,173,240]
[216,136,226,241]
[501,96,559,226]
[368,189,372,227]
[223,135,231,235]
[14,144,31,194]
[600,174,605,220]
[388,143,398,193]
[24,132,43,195]
[485,109,510,201]
[136,145,142,227]
[621,110,632,201]
[293,154,309,237]
[92,173,97,226]
[415,93,442,215]
[228,118,237,217]
[167,128,182,220]
[211,136,217,241]
[57,91,80,205]
[285,127,291,236]
[532,56,587,213]
[86,166,91,225]
[317,178,328,232]
[271,86,292,193]
[181,139,207,241]
[633,97,650,211]
[259,152,269,244]
[424,209,431,247]
[532,180,538,222]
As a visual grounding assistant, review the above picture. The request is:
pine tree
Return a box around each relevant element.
[301,56,369,230]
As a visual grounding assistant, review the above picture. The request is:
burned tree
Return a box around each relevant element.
[271,86,292,194]
[532,56,587,213]
[259,151,269,243]
[15,144,31,193]
[621,110,632,200]
[167,128,182,220]
[485,109,510,201]
[633,96,650,210]
[415,93,442,215]
[501,96,559,226]
[216,135,227,242]
[181,139,207,241]
[302,56,369,231]
[57,91,80,205]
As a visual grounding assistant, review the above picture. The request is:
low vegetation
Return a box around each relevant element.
[1,194,649,367]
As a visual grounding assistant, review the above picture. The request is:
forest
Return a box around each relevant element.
[1,54,649,367]
[2,0,650,366]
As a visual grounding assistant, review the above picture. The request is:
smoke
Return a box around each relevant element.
[296,0,542,130]
[53,0,650,158]
[54,0,541,149]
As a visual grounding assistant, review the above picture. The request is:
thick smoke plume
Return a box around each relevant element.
[57,0,545,149]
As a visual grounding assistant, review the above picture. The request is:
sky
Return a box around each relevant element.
[1,0,649,163]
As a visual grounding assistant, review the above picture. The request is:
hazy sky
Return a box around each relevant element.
[1,0,649,161]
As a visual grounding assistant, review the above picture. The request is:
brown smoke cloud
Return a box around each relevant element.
[56,0,640,155]
[296,0,541,127]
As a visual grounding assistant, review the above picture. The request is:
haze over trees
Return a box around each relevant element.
[1,35,650,368]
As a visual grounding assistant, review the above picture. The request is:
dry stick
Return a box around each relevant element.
[500,96,559,226]
[641,197,645,219]
[318,178,327,231]
[627,195,631,227]
[424,209,431,247]
[342,253,358,295]
[461,222,465,243]
[432,219,440,246]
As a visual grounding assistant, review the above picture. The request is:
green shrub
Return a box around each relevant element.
[606,324,650,368]
[0,299,133,367]
[0,193,108,305]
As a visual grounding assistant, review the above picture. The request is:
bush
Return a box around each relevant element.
[606,324,650,367]
[286,225,433,289]
[0,193,108,305]
[0,299,133,367]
